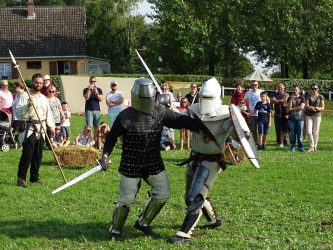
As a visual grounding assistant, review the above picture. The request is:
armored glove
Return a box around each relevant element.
[99,155,109,171]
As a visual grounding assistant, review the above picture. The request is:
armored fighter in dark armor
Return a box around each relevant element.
[100,78,207,241]
[168,78,236,244]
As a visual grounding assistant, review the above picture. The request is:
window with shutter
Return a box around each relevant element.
[49,61,57,75]
[70,61,78,74]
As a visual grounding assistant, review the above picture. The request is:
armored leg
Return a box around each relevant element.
[135,196,165,237]
[200,198,223,229]
[168,166,210,244]
[108,204,130,241]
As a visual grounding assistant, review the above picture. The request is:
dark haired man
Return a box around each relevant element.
[83,76,103,142]
[16,73,55,187]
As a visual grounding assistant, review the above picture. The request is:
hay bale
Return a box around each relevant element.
[223,145,247,163]
[54,145,100,166]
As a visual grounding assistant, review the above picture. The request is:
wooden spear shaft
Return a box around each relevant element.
[11,53,67,183]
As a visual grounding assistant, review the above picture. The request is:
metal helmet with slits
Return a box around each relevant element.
[131,78,156,114]
[199,78,222,115]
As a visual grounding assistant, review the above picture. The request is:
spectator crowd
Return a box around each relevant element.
[0,76,325,154]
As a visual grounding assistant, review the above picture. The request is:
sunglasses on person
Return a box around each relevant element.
[13,86,18,89]
[2,84,8,87]
[312,88,318,90]
[181,101,187,103]
[191,86,197,88]
[55,128,61,130]
[252,84,258,87]
[48,91,55,93]
[239,102,244,104]
[162,88,167,90]
[90,81,96,83]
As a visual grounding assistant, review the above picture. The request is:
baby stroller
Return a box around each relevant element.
[0,109,18,152]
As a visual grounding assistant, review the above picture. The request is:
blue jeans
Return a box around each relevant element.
[288,120,304,149]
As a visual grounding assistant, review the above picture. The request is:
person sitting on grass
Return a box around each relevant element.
[160,126,176,151]
[51,124,65,147]
[96,121,110,151]
[249,91,271,151]
[73,125,95,146]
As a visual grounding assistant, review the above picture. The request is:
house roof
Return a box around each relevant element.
[0,5,86,58]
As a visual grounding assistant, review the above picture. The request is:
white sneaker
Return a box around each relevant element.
[279,144,284,147]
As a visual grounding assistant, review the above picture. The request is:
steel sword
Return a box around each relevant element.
[135,49,162,93]
[52,160,105,194]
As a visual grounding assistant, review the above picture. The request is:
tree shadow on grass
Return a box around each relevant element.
[0,220,153,242]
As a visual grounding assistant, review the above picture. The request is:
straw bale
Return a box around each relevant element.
[54,145,99,166]
[223,145,247,163]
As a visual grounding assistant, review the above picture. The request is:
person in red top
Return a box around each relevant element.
[230,82,247,106]
[41,75,57,97]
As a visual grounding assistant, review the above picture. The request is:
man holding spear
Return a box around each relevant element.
[16,73,56,188]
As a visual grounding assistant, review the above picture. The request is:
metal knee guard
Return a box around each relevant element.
[137,196,165,227]
[186,166,210,210]
[109,204,130,235]
[202,198,218,223]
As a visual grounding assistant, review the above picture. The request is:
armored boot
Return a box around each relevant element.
[134,196,165,237]
[168,166,210,244]
[199,198,222,229]
[108,204,130,241]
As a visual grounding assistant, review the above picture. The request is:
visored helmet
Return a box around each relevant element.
[131,78,156,114]
[158,94,171,107]
[199,78,221,115]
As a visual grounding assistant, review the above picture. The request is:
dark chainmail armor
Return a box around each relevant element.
[118,105,166,178]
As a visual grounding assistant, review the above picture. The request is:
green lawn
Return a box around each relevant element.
[1,99,333,249]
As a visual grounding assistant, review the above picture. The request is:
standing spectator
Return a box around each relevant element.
[279,93,291,147]
[46,86,63,125]
[106,81,124,127]
[287,85,306,152]
[154,87,160,102]
[305,84,325,152]
[16,73,55,188]
[60,102,71,146]
[249,92,271,151]
[156,83,174,104]
[231,82,247,106]
[244,80,265,145]
[302,90,311,142]
[185,83,199,105]
[12,82,25,150]
[177,97,191,151]
[271,84,288,145]
[41,75,57,97]
[83,76,103,142]
[0,80,13,110]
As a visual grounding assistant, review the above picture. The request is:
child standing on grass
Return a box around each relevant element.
[279,93,291,147]
[60,102,71,146]
[177,97,191,150]
[249,91,271,151]
[237,98,249,123]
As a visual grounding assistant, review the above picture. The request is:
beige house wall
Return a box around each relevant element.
[60,76,137,114]
[1,58,85,80]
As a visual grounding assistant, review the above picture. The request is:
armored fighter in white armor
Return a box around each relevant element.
[168,78,236,244]
[99,78,209,242]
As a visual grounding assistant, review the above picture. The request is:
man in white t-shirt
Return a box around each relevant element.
[244,80,264,145]
[106,81,124,127]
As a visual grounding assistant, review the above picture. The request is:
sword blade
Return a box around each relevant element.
[135,49,162,93]
[52,164,102,194]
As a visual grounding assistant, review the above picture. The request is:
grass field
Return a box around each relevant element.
[1,97,333,249]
